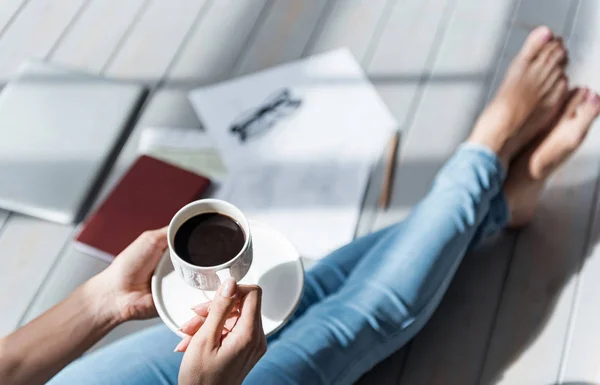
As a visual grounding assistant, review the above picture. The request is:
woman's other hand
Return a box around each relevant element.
[178,279,267,385]
[96,227,168,323]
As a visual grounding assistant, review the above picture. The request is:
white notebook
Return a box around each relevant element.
[189,49,397,259]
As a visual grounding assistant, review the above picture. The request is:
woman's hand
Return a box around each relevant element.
[178,279,267,385]
[96,227,169,323]
[0,228,170,385]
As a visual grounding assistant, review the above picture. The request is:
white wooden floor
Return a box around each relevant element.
[1,0,600,384]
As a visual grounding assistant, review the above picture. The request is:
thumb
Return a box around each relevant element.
[199,277,237,346]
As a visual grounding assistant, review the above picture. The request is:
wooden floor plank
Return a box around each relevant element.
[104,0,208,82]
[0,215,71,336]
[50,0,147,73]
[233,0,330,76]
[558,130,600,383]
[366,0,455,129]
[19,245,108,325]
[374,0,520,383]
[304,0,390,61]
[536,1,600,381]
[356,349,407,385]
[0,0,87,81]
[0,0,28,37]
[167,0,268,86]
[400,236,518,385]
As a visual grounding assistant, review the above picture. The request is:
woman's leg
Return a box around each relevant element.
[244,26,574,384]
[273,176,511,342]
[45,228,400,385]
[283,226,396,321]
[244,144,506,385]
[48,324,181,385]
[45,194,500,385]
[46,227,399,385]
[272,192,505,343]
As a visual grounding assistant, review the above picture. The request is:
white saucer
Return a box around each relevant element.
[152,220,304,337]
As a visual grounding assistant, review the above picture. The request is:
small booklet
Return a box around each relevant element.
[75,155,211,262]
[138,126,228,181]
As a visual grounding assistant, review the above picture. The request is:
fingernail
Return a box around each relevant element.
[220,277,237,298]
[174,339,185,352]
[179,318,192,331]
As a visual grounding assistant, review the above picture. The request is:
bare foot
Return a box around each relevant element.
[504,87,600,227]
[519,37,570,140]
[468,26,568,166]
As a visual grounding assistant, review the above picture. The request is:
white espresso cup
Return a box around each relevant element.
[167,199,253,291]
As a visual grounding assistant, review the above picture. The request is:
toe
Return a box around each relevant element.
[540,76,568,122]
[534,40,564,78]
[546,42,567,69]
[529,88,599,179]
[532,39,566,88]
[548,77,569,104]
[576,89,600,125]
[555,37,569,67]
[520,26,553,61]
[536,40,562,65]
[564,87,588,118]
[541,67,565,95]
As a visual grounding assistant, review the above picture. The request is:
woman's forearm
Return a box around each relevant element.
[0,274,122,385]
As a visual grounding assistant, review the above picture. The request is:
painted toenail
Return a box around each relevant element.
[536,26,552,40]
[583,87,590,99]
[591,93,600,106]
[586,89,595,101]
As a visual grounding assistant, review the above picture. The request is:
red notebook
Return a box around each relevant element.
[75,155,211,262]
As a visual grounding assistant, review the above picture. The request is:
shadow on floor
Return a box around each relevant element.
[550,383,599,385]
[377,0,600,384]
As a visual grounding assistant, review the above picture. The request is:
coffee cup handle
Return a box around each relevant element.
[216,268,232,286]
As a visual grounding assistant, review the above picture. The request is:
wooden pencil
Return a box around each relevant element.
[378,131,400,209]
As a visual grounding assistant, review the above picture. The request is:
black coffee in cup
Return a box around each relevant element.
[174,213,245,267]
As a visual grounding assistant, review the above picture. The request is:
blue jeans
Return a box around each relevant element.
[49,144,508,385]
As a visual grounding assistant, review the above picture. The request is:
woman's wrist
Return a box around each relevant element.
[82,274,126,327]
